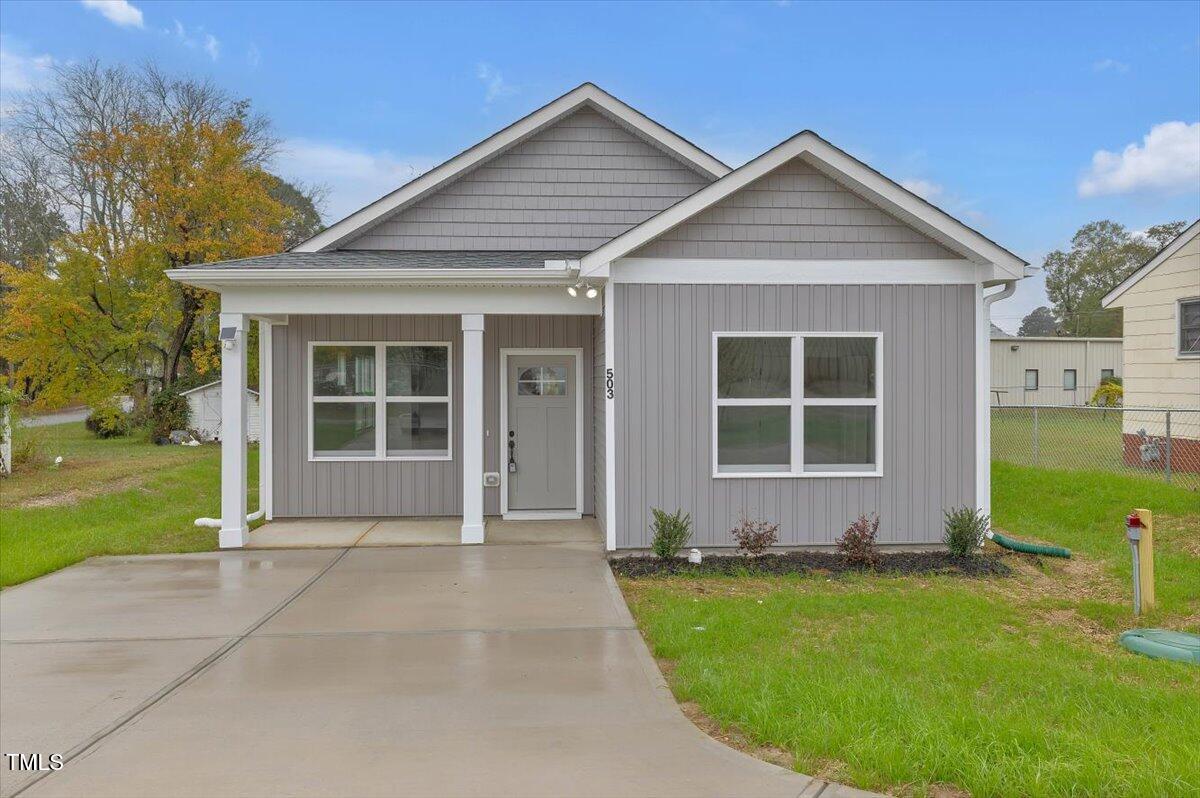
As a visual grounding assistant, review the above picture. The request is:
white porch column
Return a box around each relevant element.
[258,320,273,521]
[461,313,486,544]
[219,312,249,548]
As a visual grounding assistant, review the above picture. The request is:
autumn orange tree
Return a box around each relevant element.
[0,63,308,409]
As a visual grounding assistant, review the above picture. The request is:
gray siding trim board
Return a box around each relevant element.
[613,283,975,548]
[272,314,595,518]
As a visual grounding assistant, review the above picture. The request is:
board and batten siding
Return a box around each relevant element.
[272,314,595,518]
[630,158,957,260]
[342,108,713,252]
[613,283,976,548]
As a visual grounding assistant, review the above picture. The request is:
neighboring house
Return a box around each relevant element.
[181,381,262,443]
[1102,220,1200,473]
[167,83,1029,550]
[990,336,1122,405]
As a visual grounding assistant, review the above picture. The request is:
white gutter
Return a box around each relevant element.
[165,267,582,289]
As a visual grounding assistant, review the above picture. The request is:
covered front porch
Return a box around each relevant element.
[243,517,603,548]
[184,263,612,552]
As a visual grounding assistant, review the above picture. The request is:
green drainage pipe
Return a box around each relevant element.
[985,530,1071,558]
[1119,629,1200,665]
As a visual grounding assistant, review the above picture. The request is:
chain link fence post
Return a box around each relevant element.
[1165,409,1172,484]
[1032,406,1039,468]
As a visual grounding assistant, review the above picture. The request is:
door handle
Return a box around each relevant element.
[507,432,517,472]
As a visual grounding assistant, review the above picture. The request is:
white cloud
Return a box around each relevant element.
[476,63,516,104]
[1078,121,1200,197]
[80,0,144,29]
[274,138,439,222]
[0,39,53,116]
[1092,58,1129,74]
[900,178,943,201]
[169,20,220,61]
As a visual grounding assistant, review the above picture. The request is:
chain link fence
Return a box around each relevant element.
[992,405,1200,488]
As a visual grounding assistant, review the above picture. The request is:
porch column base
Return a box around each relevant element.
[460,522,485,545]
[220,526,249,549]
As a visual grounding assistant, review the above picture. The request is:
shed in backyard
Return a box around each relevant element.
[180,381,261,443]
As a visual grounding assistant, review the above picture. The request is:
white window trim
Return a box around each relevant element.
[711,331,883,479]
[1177,297,1200,359]
[307,340,453,462]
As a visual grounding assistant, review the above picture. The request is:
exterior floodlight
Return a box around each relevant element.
[585,285,598,299]
[219,326,238,350]
[567,284,579,297]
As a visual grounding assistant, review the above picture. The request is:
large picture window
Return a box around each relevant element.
[713,333,881,477]
[310,342,451,461]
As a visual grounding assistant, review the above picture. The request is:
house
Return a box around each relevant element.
[180,381,262,443]
[167,83,1029,550]
[990,336,1122,405]
[1102,220,1200,473]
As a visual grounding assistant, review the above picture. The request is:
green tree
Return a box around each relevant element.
[1018,306,1058,336]
[1042,220,1185,337]
[269,177,325,248]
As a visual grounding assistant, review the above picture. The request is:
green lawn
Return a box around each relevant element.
[0,423,257,587]
[621,464,1200,797]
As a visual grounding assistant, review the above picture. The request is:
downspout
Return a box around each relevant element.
[194,509,263,529]
[974,278,1072,558]
[977,279,1016,528]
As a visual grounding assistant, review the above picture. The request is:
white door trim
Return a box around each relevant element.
[498,347,585,520]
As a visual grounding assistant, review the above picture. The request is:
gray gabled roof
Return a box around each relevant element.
[182,251,587,271]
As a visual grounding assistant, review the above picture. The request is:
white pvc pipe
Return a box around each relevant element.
[194,508,265,529]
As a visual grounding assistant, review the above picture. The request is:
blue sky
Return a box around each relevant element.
[2,0,1198,330]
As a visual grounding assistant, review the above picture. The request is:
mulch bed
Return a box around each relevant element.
[609,550,1012,578]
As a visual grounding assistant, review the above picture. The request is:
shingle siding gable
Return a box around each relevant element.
[342,107,713,251]
[630,157,958,259]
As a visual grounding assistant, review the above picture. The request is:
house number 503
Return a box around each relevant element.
[605,368,615,399]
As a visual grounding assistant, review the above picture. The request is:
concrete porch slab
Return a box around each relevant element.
[357,518,460,547]
[486,517,602,545]
[246,519,375,549]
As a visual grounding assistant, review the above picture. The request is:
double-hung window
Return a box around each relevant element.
[1180,298,1200,357]
[713,333,881,477]
[310,342,451,461]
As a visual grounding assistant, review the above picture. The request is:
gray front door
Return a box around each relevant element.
[506,355,576,511]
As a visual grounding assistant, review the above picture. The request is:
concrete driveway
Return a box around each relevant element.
[1,541,875,798]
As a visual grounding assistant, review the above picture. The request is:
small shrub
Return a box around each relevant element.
[1089,380,1123,407]
[84,404,130,438]
[12,430,46,470]
[150,389,191,440]
[730,516,779,556]
[650,508,693,560]
[836,514,880,566]
[944,506,990,557]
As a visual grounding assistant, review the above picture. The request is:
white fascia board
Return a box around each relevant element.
[166,267,578,290]
[1102,219,1200,308]
[582,131,1028,281]
[293,84,728,253]
[612,258,981,284]
[218,284,601,316]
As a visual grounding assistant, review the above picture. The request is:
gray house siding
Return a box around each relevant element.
[613,283,976,548]
[343,108,713,251]
[630,158,957,260]
[272,314,595,518]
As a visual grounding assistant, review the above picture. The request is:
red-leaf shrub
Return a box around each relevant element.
[836,514,880,566]
[730,516,779,556]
